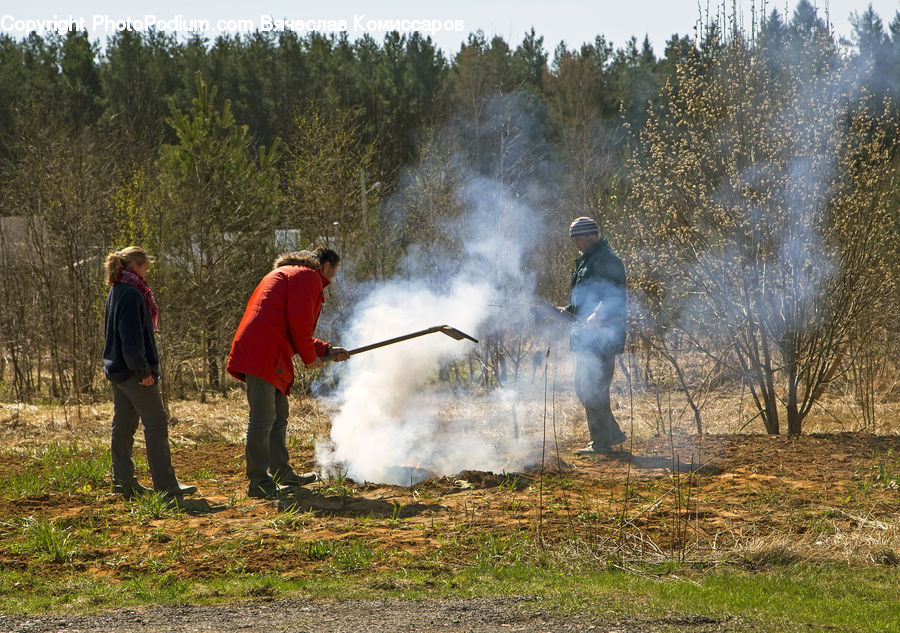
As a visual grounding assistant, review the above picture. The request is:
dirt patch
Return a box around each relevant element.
[2,431,899,583]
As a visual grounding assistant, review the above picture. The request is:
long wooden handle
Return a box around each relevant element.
[323,325,479,361]
[345,326,445,355]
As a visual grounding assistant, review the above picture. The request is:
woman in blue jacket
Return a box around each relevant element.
[102,247,196,499]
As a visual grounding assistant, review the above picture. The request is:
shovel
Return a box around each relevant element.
[323,325,478,361]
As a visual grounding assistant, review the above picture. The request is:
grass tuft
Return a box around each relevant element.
[866,449,900,490]
[21,517,78,563]
[129,492,182,522]
[269,504,315,531]
[319,470,357,499]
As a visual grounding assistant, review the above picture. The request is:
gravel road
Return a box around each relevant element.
[0,597,748,633]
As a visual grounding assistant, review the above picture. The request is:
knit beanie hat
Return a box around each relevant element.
[569,216,599,237]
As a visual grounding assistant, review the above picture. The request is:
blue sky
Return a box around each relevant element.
[2,1,898,56]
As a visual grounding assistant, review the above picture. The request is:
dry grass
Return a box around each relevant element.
[728,524,900,567]
[3,361,899,452]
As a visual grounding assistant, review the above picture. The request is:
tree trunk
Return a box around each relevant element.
[207,336,219,390]
[785,347,802,436]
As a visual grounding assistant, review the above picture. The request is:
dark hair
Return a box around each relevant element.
[104,246,150,285]
[273,250,319,270]
[313,246,340,267]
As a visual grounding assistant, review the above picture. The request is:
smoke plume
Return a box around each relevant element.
[316,96,558,484]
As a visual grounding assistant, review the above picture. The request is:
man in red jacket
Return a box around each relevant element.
[227,247,349,499]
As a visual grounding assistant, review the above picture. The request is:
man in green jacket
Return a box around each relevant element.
[560,216,628,455]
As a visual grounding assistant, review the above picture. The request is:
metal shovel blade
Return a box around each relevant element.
[438,325,479,343]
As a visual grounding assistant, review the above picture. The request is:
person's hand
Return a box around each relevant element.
[330,346,351,362]
[305,357,324,369]
[555,306,578,323]
[138,375,155,386]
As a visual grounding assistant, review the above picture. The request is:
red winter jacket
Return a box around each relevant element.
[226,265,330,394]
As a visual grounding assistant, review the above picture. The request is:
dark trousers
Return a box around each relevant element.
[574,348,624,447]
[111,375,177,490]
[245,374,293,487]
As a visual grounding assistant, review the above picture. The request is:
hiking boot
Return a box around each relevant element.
[112,479,153,500]
[248,480,284,500]
[158,481,199,498]
[273,471,318,487]
[574,442,613,456]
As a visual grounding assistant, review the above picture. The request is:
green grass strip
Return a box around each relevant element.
[1,562,896,632]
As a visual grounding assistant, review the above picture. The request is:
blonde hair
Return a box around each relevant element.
[105,246,150,285]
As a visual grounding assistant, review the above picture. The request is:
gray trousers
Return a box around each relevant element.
[111,375,177,490]
[574,348,624,447]
[245,375,294,487]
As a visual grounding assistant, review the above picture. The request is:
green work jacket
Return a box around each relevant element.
[564,237,626,354]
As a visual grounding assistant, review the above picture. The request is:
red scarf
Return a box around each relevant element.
[117,268,159,332]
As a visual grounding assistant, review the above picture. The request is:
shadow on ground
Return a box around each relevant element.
[277,487,444,518]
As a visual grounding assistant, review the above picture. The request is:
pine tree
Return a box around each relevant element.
[159,75,282,391]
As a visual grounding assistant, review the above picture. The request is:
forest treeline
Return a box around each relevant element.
[0,0,898,435]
